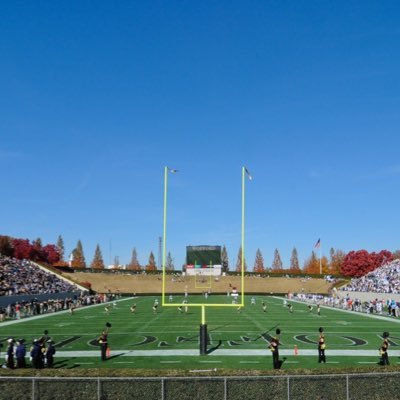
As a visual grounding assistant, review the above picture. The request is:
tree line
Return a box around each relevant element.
[0,234,398,277]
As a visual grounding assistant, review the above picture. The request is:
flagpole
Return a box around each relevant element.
[319,243,322,275]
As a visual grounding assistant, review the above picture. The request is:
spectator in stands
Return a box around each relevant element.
[0,255,77,296]
[341,260,400,294]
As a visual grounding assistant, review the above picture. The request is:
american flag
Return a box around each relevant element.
[244,167,253,180]
[314,238,321,249]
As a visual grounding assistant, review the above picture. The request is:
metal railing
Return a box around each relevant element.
[0,372,398,400]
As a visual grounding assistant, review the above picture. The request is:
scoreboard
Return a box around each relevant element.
[186,245,221,272]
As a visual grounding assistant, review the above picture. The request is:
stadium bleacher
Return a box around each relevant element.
[340,259,400,294]
[0,255,77,296]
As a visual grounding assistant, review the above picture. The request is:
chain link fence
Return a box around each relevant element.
[1,372,399,400]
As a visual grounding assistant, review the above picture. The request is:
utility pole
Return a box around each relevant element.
[158,236,162,269]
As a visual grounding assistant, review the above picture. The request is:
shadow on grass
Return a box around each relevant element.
[206,340,222,354]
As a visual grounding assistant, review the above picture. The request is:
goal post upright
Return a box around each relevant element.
[162,166,168,306]
[162,166,178,306]
[241,166,245,307]
[161,166,252,354]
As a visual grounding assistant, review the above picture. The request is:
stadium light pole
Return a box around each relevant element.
[242,167,252,306]
[162,166,178,306]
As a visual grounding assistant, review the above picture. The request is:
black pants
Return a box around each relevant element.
[318,348,326,363]
[6,355,14,369]
[101,343,108,361]
[272,350,281,369]
[16,357,26,368]
[380,352,389,365]
[46,356,54,368]
[32,356,43,369]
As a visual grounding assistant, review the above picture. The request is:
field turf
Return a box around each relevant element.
[1,295,400,370]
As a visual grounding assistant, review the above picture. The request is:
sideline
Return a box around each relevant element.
[271,296,400,325]
[0,297,135,327]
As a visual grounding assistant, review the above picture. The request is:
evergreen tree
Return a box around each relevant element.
[90,244,105,270]
[271,248,283,270]
[33,238,42,247]
[166,252,174,271]
[56,235,65,261]
[253,248,265,273]
[221,245,229,272]
[290,247,300,272]
[72,240,86,269]
[235,246,247,272]
[127,247,141,270]
[146,251,157,271]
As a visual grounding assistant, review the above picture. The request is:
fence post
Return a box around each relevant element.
[346,374,349,400]
[224,377,227,400]
[32,377,35,400]
[161,377,164,400]
[97,378,101,400]
[287,376,290,400]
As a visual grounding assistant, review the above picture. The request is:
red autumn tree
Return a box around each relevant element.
[341,250,393,277]
[30,238,46,262]
[12,239,34,260]
[42,244,61,264]
[8,237,60,264]
[372,250,393,267]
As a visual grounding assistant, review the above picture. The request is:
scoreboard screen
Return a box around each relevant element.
[186,245,221,268]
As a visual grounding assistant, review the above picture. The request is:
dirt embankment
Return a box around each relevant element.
[62,271,333,295]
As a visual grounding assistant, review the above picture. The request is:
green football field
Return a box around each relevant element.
[1,295,400,370]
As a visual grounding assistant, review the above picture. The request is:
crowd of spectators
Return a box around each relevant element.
[295,291,400,318]
[0,292,110,322]
[0,255,78,296]
[340,259,400,294]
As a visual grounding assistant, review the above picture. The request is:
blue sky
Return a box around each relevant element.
[1,1,400,269]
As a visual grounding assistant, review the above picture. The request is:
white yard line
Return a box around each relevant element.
[199,361,222,363]
[114,362,135,364]
[160,361,181,364]
[55,349,399,357]
[239,361,260,364]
